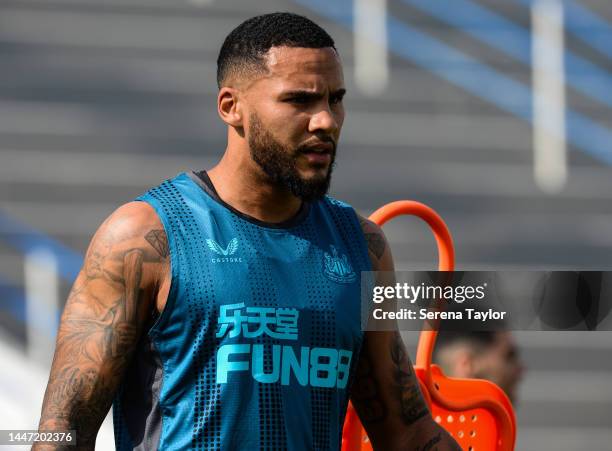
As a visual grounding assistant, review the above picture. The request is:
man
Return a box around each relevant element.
[433,330,524,404]
[35,13,460,450]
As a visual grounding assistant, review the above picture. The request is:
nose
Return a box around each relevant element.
[308,107,339,135]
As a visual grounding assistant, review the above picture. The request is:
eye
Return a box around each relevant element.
[330,94,344,105]
[287,95,310,105]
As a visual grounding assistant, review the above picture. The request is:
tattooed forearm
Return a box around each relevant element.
[390,332,429,425]
[35,208,164,450]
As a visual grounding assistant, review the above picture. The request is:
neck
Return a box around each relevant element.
[206,150,303,224]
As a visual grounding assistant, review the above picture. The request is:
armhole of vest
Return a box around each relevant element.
[346,205,372,349]
[338,201,373,273]
[134,197,179,339]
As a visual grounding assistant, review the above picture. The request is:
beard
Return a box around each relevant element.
[248,112,335,202]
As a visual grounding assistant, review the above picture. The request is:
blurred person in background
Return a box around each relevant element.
[433,329,524,405]
[33,12,460,451]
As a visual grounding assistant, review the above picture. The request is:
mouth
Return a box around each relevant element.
[300,139,336,167]
[303,141,334,153]
[302,151,331,165]
[300,141,335,165]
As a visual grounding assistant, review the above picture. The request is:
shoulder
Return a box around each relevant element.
[82,202,169,289]
[356,213,395,272]
[356,213,391,267]
[103,201,163,230]
[356,214,384,237]
[93,201,167,255]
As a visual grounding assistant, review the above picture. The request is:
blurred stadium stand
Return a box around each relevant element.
[0,0,610,449]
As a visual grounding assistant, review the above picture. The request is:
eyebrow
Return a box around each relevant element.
[282,88,346,99]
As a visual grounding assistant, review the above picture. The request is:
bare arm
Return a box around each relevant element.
[351,216,460,450]
[33,202,169,450]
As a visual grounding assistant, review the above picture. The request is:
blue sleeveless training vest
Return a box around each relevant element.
[113,171,371,450]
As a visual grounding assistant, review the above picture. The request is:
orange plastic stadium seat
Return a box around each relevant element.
[342,201,516,451]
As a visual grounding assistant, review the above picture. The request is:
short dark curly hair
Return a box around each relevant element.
[217,12,337,88]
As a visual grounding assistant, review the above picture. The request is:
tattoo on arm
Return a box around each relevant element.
[365,232,386,260]
[359,217,387,261]
[390,332,429,425]
[145,229,169,258]
[123,250,143,322]
[35,225,163,450]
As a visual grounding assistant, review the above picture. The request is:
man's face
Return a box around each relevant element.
[472,332,524,404]
[243,46,345,201]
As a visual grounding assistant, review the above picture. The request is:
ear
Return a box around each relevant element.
[217,87,243,127]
